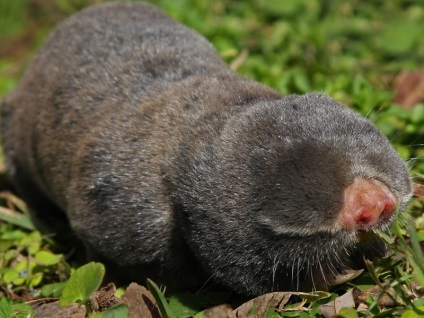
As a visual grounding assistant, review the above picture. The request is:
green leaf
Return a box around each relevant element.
[147,278,176,318]
[265,307,275,318]
[168,295,198,317]
[103,303,129,318]
[0,297,34,317]
[262,0,303,16]
[311,293,338,306]
[12,276,25,285]
[114,287,126,298]
[292,71,311,93]
[410,104,424,123]
[4,249,16,261]
[401,306,424,318]
[0,303,14,317]
[376,230,394,245]
[338,307,359,318]
[0,206,35,230]
[193,311,205,318]
[42,282,67,297]
[410,299,424,307]
[15,258,35,276]
[35,250,63,265]
[90,303,129,318]
[168,291,231,317]
[408,219,424,269]
[1,229,26,240]
[3,269,19,283]
[29,272,43,288]
[59,262,105,307]
[280,310,304,317]
[380,21,421,55]
[27,231,42,255]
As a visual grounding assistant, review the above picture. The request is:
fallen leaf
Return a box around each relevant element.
[393,69,424,109]
[233,292,292,318]
[229,49,249,71]
[121,282,161,318]
[353,286,396,308]
[319,289,355,317]
[327,269,364,286]
[414,183,424,202]
[356,303,369,313]
[30,300,86,318]
[204,304,236,318]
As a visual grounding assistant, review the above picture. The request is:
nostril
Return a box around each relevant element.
[337,178,398,231]
[384,200,396,214]
[380,201,396,222]
[356,208,372,228]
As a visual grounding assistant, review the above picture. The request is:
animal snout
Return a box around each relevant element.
[337,177,398,230]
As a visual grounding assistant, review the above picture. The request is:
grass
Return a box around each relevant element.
[0,0,423,317]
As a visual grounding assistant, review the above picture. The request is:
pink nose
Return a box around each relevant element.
[337,177,398,230]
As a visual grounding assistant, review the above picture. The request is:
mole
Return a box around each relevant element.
[0,2,412,296]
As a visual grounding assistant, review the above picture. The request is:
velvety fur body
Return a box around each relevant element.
[1,2,412,296]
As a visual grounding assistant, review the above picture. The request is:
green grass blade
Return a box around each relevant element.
[147,279,176,318]
[0,206,35,230]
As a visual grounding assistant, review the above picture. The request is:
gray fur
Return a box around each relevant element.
[1,2,412,296]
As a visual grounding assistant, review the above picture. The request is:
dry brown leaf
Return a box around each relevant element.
[354,286,396,308]
[319,289,355,317]
[309,267,363,291]
[393,69,424,109]
[204,304,236,318]
[120,282,161,318]
[327,269,364,286]
[229,49,249,71]
[30,300,86,318]
[414,183,424,202]
[233,292,292,318]
[356,303,369,313]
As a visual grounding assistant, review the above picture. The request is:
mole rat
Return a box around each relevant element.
[0,2,412,296]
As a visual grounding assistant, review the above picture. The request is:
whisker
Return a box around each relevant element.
[195,273,216,294]
[291,258,295,289]
[405,144,424,148]
[365,104,383,119]
[389,129,406,142]
[296,258,301,291]
[271,252,280,289]
[309,261,317,292]
[411,175,424,182]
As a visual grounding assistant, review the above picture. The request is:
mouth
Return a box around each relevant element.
[355,230,377,243]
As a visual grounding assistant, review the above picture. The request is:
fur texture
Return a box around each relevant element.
[1,2,412,296]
